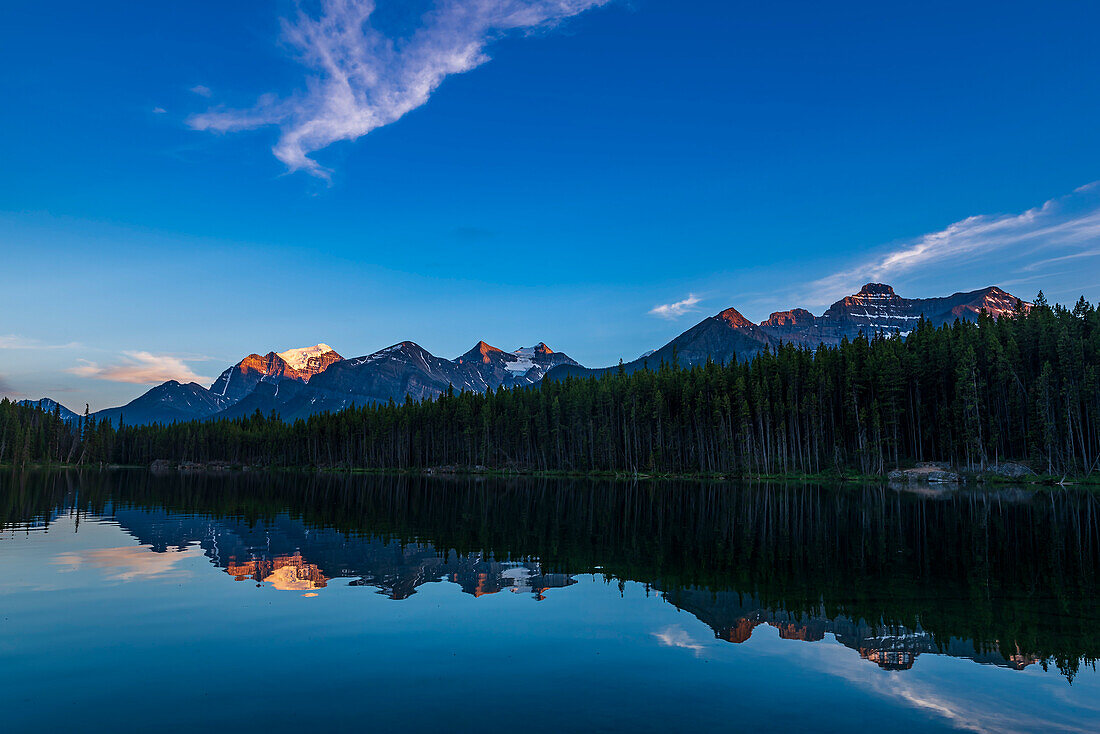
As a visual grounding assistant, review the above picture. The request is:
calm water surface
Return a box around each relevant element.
[2,470,1099,733]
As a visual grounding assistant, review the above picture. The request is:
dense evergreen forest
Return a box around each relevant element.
[3,293,1100,477]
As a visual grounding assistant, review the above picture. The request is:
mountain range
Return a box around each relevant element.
[27,283,1027,426]
[84,340,580,426]
[543,283,1025,379]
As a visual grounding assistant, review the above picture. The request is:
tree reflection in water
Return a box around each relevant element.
[3,469,1098,679]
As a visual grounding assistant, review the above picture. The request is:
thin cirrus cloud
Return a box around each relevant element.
[649,293,702,320]
[808,181,1100,306]
[67,351,211,385]
[0,334,82,350]
[189,85,212,98]
[187,0,610,178]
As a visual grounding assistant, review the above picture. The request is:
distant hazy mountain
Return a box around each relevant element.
[53,282,1025,426]
[17,398,81,423]
[93,381,229,426]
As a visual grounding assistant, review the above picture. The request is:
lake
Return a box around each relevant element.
[2,470,1099,733]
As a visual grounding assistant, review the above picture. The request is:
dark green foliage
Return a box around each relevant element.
[0,400,83,467]
[6,295,1100,476]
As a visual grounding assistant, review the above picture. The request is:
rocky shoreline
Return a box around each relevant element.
[144,458,1053,486]
[150,459,246,473]
[887,462,1037,485]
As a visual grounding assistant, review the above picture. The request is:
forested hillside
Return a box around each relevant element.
[3,293,1098,477]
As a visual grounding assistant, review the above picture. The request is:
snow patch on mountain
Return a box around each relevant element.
[507,348,538,375]
[277,344,335,371]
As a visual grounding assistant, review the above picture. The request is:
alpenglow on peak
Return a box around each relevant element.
[276,344,337,372]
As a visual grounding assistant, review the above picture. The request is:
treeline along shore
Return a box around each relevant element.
[3,293,1100,477]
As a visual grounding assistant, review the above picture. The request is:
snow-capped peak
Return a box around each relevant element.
[277,344,335,371]
[506,351,537,375]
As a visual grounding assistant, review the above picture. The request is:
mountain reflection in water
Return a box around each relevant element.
[3,469,1098,681]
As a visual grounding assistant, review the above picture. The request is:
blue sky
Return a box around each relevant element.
[3,0,1100,410]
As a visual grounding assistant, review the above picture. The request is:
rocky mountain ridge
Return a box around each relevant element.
[760,283,1025,349]
[210,345,343,404]
[34,283,1028,426]
[547,283,1028,381]
[85,340,579,425]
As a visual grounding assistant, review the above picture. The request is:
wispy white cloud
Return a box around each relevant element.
[53,545,199,582]
[152,106,167,114]
[1018,247,1100,272]
[653,625,707,656]
[809,182,1100,305]
[188,0,610,177]
[649,293,702,320]
[0,335,82,350]
[189,84,212,98]
[67,351,211,385]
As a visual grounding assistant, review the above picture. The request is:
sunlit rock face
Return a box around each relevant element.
[716,306,755,330]
[275,344,342,380]
[762,308,815,328]
[210,345,343,403]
